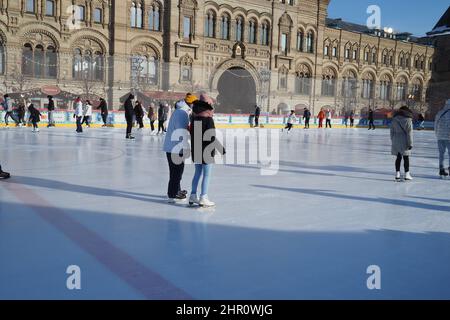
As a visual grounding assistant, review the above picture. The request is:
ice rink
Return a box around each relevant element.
[1,126,450,299]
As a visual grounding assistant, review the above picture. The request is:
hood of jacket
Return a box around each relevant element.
[192,100,213,115]
[394,107,413,119]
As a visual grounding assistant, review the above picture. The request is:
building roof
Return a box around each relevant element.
[326,18,424,44]
[427,6,450,36]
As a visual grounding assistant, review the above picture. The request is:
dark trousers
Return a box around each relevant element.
[318,119,323,128]
[5,112,17,125]
[326,119,332,128]
[350,119,354,127]
[126,116,133,137]
[285,123,293,131]
[81,116,91,126]
[136,116,144,128]
[368,120,375,129]
[158,120,165,132]
[101,113,108,125]
[150,120,155,131]
[166,153,185,199]
[255,116,259,127]
[304,118,310,128]
[32,120,38,129]
[76,116,83,132]
[396,153,410,172]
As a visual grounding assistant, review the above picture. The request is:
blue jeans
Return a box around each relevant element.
[191,164,212,196]
[438,140,450,168]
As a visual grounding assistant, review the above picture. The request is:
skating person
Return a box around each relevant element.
[2,94,14,128]
[163,93,197,203]
[350,110,355,127]
[0,163,10,179]
[344,112,349,128]
[189,96,225,207]
[97,98,108,127]
[325,109,332,128]
[47,96,55,128]
[134,100,145,130]
[74,97,84,133]
[417,113,425,131]
[368,108,375,130]
[124,94,135,139]
[390,106,414,181]
[148,102,157,133]
[318,109,325,128]
[28,103,41,132]
[17,103,26,127]
[303,108,311,129]
[254,105,261,128]
[283,110,297,133]
[157,103,167,134]
[434,99,450,178]
[81,100,93,128]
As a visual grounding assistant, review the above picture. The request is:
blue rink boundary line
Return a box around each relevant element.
[3,181,193,300]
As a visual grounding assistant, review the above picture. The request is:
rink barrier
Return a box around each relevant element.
[0,110,435,129]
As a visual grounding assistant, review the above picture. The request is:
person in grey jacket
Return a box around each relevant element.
[435,99,450,178]
[391,106,414,181]
[2,94,15,127]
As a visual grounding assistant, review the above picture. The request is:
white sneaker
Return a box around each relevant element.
[405,172,413,181]
[199,195,215,207]
[395,171,401,181]
[35,128,39,132]
[189,194,199,206]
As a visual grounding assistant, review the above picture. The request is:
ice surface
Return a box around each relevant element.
[1,127,449,299]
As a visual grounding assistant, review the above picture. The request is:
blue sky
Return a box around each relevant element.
[327,0,449,36]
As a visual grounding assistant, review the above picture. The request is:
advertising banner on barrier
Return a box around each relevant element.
[231,116,250,124]
[213,115,231,124]
[268,117,285,125]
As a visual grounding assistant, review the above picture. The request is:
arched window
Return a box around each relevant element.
[296,31,304,51]
[341,70,357,98]
[321,68,336,97]
[149,3,161,31]
[180,55,193,82]
[22,43,57,79]
[278,66,289,90]
[411,78,423,101]
[379,74,392,101]
[248,19,257,44]
[73,48,104,81]
[361,73,374,99]
[295,66,312,95]
[306,31,314,53]
[260,21,270,46]
[235,16,244,42]
[0,40,5,75]
[131,55,158,85]
[204,10,216,38]
[131,2,143,28]
[395,77,407,101]
[130,2,137,27]
[221,15,230,40]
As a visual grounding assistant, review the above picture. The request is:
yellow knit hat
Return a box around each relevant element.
[185,93,198,105]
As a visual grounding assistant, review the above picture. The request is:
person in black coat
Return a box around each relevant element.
[97,98,108,127]
[368,108,375,130]
[303,108,311,129]
[157,103,168,134]
[28,103,41,132]
[189,98,225,207]
[134,100,145,129]
[0,163,10,179]
[254,105,261,127]
[47,96,55,127]
[124,94,135,139]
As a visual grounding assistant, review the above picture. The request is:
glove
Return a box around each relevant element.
[408,146,413,150]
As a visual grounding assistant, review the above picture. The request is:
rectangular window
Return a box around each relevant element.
[345,49,350,59]
[364,52,369,61]
[352,50,357,60]
[46,0,54,16]
[94,8,102,23]
[183,16,191,40]
[26,0,35,13]
[324,46,329,56]
[77,5,86,21]
[332,47,337,57]
[281,33,288,54]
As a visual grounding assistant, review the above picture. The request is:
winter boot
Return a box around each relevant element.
[0,167,10,179]
[439,168,449,179]
[395,171,401,181]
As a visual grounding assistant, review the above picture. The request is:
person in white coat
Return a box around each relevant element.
[81,100,93,128]
[283,110,297,133]
[435,99,450,178]
[74,97,84,133]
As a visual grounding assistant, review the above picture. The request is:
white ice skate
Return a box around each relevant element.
[199,195,215,207]
[395,171,401,182]
[404,172,413,181]
[189,194,199,206]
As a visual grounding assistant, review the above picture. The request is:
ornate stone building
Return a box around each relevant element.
[0,0,434,115]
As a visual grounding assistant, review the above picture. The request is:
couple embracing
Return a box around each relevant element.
[163,93,225,207]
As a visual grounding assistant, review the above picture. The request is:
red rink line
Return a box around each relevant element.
[3,181,193,300]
